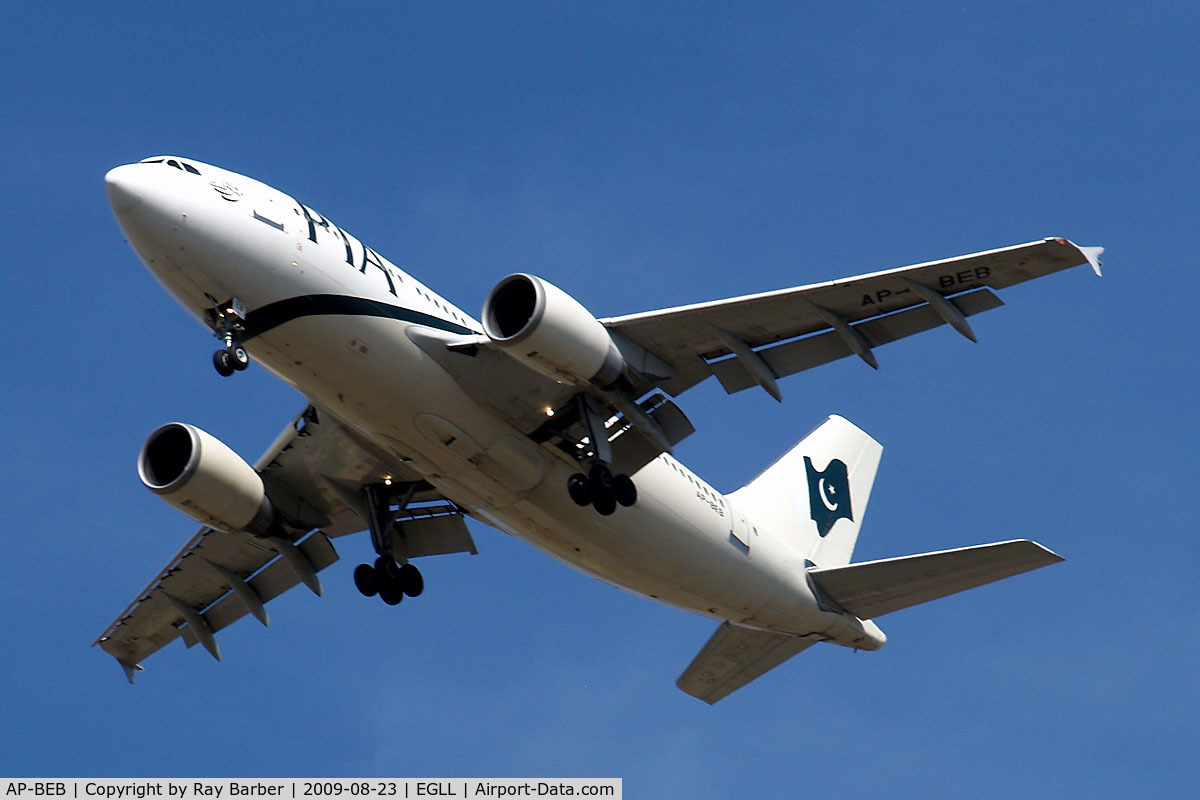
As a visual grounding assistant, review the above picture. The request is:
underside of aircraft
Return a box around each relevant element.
[96,155,1100,701]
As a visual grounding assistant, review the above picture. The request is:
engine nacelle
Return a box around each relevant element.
[138,422,276,535]
[482,273,625,387]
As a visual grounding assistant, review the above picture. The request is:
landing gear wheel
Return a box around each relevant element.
[614,474,637,507]
[354,563,378,597]
[378,580,405,606]
[212,349,235,377]
[588,463,616,515]
[567,473,592,506]
[399,563,424,597]
[230,345,250,371]
[593,492,617,516]
[371,555,419,603]
[376,555,402,581]
[588,462,615,494]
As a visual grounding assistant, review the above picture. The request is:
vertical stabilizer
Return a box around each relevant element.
[729,415,882,567]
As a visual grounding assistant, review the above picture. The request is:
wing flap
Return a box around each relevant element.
[179,533,339,648]
[677,621,819,704]
[807,539,1064,620]
[95,529,340,668]
[605,238,1100,397]
[711,288,1003,394]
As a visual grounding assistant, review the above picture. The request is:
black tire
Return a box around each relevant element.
[375,555,403,582]
[589,463,616,515]
[230,345,250,370]
[593,492,617,516]
[399,563,424,597]
[588,463,615,494]
[353,563,378,597]
[379,581,405,606]
[614,474,637,507]
[567,473,591,506]
[213,349,235,377]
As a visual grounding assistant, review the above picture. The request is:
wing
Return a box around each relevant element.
[93,405,475,681]
[807,539,1064,620]
[676,621,820,704]
[405,238,1100,481]
[604,238,1103,399]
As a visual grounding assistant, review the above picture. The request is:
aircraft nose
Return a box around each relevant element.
[104,164,147,215]
[105,162,194,245]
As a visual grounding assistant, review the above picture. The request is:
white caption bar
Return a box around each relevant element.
[1,781,621,800]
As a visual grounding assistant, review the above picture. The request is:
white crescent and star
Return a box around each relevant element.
[818,478,840,512]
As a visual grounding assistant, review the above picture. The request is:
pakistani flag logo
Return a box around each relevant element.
[804,456,853,537]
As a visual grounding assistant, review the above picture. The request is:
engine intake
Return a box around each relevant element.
[482,273,625,387]
[138,422,276,535]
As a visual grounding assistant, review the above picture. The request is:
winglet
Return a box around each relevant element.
[1049,237,1104,277]
[1078,245,1104,277]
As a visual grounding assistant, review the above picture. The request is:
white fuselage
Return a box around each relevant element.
[105,157,881,649]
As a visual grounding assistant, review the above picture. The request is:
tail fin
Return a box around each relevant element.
[729,415,882,567]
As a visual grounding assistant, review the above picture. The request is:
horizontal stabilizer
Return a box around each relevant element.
[807,539,1063,620]
[677,621,818,704]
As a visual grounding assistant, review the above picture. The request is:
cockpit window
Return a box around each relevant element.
[138,157,202,175]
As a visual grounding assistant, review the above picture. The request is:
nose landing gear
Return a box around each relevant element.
[212,344,250,377]
[205,295,251,377]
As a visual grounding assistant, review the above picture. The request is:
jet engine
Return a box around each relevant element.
[138,422,277,536]
[482,273,626,387]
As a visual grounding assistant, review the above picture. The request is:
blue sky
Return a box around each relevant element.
[2,2,1195,796]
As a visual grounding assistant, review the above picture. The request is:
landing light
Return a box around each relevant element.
[545,407,555,417]
[383,477,393,486]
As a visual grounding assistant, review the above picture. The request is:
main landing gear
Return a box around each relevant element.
[353,482,425,606]
[205,295,251,377]
[567,462,637,516]
[558,394,638,516]
[354,556,424,605]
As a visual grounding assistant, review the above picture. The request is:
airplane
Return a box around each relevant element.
[95,155,1102,703]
